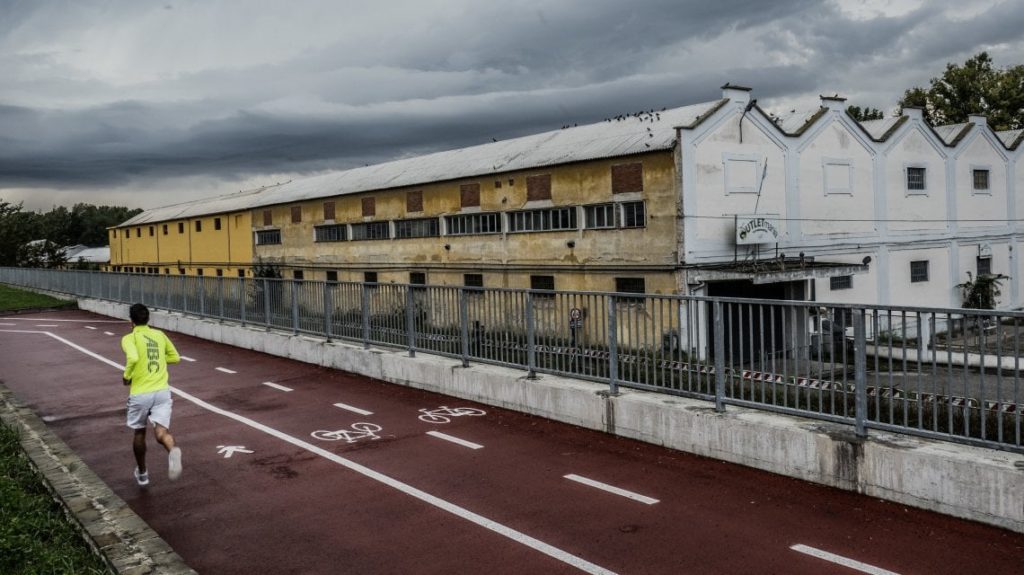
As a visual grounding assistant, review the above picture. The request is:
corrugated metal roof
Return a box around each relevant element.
[121,99,727,227]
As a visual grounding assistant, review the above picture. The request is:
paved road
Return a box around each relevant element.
[1,310,1022,574]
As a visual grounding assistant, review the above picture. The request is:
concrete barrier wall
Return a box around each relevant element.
[81,298,1024,533]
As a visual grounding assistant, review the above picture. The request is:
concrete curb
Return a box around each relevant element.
[77,297,1024,534]
[0,384,196,575]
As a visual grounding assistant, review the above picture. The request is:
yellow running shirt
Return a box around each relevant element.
[121,325,180,395]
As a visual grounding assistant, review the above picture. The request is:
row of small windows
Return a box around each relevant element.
[113,218,222,239]
[112,266,245,277]
[261,202,646,245]
[829,256,993,290]
[905,167,990,193]
[305,270,644,298]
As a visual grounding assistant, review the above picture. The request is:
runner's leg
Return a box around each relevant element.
[133,429,148,473]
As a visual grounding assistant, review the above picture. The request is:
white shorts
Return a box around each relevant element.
[126,389,173,430]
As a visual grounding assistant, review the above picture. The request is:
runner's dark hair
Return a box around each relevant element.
[129,303,149,326]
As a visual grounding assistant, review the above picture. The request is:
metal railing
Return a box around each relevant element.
[2,267,1021,454]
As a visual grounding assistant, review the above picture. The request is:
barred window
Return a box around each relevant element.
[395,217,440,239]
[620,201,646,228]
[910,260,929,283]
[350,221,390,240]
[584,204,616,229]
[906,167,926,192]
[977,256,992,277]
[409,272,426,285]
[583,201,646,229]
[326,270,338,283]
[829,275,853,290]
[508,207,577,233]
[314,224,346,242]
[530,275,555,298]
[973,169,990,191]
[293,270,304,282]
[445,212,501,235]
[255,229,282,245]
[464,273,484,288]
[614,277,646,302]
[364,271,378,284]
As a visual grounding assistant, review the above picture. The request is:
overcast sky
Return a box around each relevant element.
[2,0,1023,212]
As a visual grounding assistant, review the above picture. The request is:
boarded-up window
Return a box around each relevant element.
[263,210,272,226]
[291,206,302,223]
[407,191,423,213]
[460,183,480,207]
[323,201,335,220]
[611,162,643,194]
[362,197,376,217]
[526,174,552,201]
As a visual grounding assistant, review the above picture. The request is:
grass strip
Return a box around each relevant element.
[0,284,71,312]
[0,422,109,575]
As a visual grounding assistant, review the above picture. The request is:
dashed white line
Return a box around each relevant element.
[426,431,483,450]
[36,324,59,327]
[0,323,16,327]
[563,474,659,505]
[84,326,97,330]
[180,356,197,362]
[261,381,293,392]
[333,402,373,416]
[103,331,115,336]
[790,544,900,575]
[0,318,121,323]
[27,330,617,575]
[215,367,237,374]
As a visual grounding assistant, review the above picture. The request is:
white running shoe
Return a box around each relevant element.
[168,447,182,481]
[134,467,149,487]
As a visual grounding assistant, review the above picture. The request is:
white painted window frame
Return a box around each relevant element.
[722,152,763,195]
[904,163,929,196]
[822,157,854,197]
[970,164,992,196]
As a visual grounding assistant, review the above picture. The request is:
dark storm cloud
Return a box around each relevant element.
[0,0,1021,202]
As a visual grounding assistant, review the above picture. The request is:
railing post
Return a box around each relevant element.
[218,276,225,319]
[324,282,333,342]
[607,296,619,395]
[291,281,300,335]
[854,308,868,437]
[239,278,247,326]
[263,278,271,330]
[405,287,416,357]
[713,300,726,412]
[460,288,470,367]
[526,292,537,378]
[198,276,206,317]
[361,283,371,349]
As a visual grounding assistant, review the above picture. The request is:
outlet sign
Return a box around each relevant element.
[736,215,781,245]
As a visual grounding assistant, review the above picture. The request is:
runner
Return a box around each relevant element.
[121,303,182,486]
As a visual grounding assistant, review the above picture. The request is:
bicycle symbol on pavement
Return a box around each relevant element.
[311,422,383,443]
[417,406,486,424]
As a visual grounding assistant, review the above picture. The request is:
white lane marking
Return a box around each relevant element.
[103,331,115,336]
[180,356,197,362]
[790,544,901,575]
[31,332,615,575]
[261,381,293,392]
[0,323,16,327]
[333,402,373,416]
[36,324,59,327]
[84,326,97,330]
[0,318,122,322]
[563,474,659,505]
[426,431,483,450]
[215,367,237,374]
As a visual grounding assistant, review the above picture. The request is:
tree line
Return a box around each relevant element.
[0,200,141,267]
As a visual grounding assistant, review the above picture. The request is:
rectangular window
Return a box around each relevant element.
[326,270,338,283]
[977,256,992,277]
[195,220,202,232]
[136,227,141,238]
[162,224,168,235]
[178,222,185,234]
[293,270,304,281]
[830,275,853,290]
[214,218,222,230]
[910,260,929,283]
[263,210,273,226]
[395,217,440,239]
[620,201,646,228]
[464,273,483,288]
[361,197,375,217]
[614,277,646,301]
[406,191,423,213]
[291,206,302,223]
[906,167,926,192]
[216,269,223,277]
[164,268,170,274]
[112,230,117,238]
[196,268,204,277]
[508,207,577,233]
[364,271,378,284]
[409,272,426,285]
[445,212,501,235]
[973,169,990,191]
[314,224,346,242]
[530,275,555,297]
[255,229,282,245]
[238,269,245,278]
[611,162,644,194]
[526,174,552,201]
[350,221,390,241]
[179,268,185,275]
[149,226,154,237]
[584,204,616,229]
[460,183,481,208]
[323,201,336,220]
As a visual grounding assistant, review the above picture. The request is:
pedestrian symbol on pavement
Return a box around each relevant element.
[217,445,254,458]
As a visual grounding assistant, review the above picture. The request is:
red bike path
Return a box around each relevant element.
[1,310,1021,574]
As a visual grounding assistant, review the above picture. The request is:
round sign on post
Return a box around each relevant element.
[569,308,582,329]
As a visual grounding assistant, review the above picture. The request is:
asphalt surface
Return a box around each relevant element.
[1,309,1022,574]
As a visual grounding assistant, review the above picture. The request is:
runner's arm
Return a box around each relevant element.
[164,335,181,364]
[121,335,138,381]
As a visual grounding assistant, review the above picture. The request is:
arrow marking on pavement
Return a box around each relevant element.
[217,445,254,458]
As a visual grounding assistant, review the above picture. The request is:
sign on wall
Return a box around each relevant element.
[735,215,781,245]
